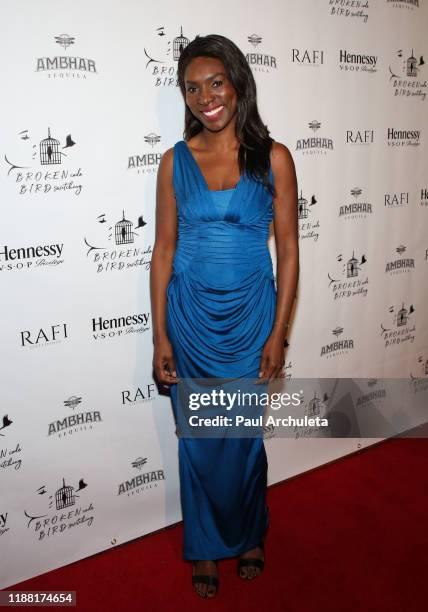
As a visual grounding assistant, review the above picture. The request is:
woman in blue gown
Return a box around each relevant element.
[150,34,299,598]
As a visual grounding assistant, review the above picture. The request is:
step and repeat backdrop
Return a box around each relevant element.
[1,0,427,588]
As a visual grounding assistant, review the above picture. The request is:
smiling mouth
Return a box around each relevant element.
[201,105,224,117]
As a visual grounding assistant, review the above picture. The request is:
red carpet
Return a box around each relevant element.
[6,437,428,611]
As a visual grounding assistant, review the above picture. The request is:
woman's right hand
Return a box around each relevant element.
[153,337,179,385]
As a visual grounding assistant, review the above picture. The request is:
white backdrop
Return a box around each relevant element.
[1,0,427,588]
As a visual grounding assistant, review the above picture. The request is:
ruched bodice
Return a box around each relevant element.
[166,139,275,560]
[170,140,274,285]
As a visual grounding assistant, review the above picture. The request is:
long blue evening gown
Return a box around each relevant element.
[166,139,276,560]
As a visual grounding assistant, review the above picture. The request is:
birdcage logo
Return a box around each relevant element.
[298,191,308,219]
[397,303,407,327]
[173,26,189,61]
[407,49,418,77]
[56,478,76,510]
[115,211,134,245]
[347,253,359,278]
[307,393,321,417]
[40,127,61,165]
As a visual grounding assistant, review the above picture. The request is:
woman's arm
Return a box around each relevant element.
[259,141,299,380]
[150,147,179,384]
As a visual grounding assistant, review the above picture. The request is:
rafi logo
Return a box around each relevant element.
[338,187,373,220]
[297,190,320,242]
[328,0,370,23]
[338,49,378,73]
[0,414,23,473]
[92,312,151,340]
[128,132,162,174]
[388,48,426,101]
[291,48,324,67]
[24,477,95,541]
[386,0,419,10]
[84,210,151,273]
[387,127,421,147]
[20,324,68,349]
[296,120,334,155]
[144,25,191,87]
[385,245,415,276]
[4,127,83,196]
[328,251,368,300]
[117,457,165,496]
[320,327,355,359]
[384,191,409,208]
[381,302,415,348]
[245,34,278,73]
[36,34,98,79]
[346,129,374,145]
[121,384,157,405]
[0,242,64,273]
[47,396,102,438]
[421,188,428,207]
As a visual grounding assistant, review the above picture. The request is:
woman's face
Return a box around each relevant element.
[184,56,238,132]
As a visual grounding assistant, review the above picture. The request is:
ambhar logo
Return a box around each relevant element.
[296,120,334,155]
[128,132,162,174]
[36,35,97,79]
[245,34,277,73]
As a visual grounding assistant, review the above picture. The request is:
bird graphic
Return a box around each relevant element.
[77,478,88,491]
[63,134,76,148]
[135,215,147,229]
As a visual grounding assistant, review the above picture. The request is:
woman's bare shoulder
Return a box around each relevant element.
[270,140,296,179]
[156,147,177,198]
[270,140,294,166]
[161,145,175,164]
[158,146,175,177]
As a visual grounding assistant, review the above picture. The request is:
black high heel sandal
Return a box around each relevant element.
[192,560,219,598]
[237,540,265,579]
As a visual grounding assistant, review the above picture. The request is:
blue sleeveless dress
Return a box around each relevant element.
[166,140,276,560]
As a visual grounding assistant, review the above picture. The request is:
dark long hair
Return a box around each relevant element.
[177,34,275,196]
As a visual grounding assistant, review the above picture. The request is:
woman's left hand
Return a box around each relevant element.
[258,331,286,382]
